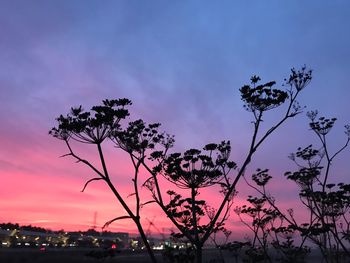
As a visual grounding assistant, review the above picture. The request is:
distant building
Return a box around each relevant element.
[0,228,64,248]
[0,224,129,249]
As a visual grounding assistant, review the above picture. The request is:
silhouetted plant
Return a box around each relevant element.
[271,226,310,263]
[286,112,350,261]
[234,183,283,263]
[50,66,311,263]
[145,141,236,263]
[237,111,350,263]
[235,167,312,262]
[50,99,173,263]
[209,218,232,263]
[139,66,311,263]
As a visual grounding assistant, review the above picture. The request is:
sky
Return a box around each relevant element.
[0,0,350,239]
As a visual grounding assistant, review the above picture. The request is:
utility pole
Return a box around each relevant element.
[92,211,97,230]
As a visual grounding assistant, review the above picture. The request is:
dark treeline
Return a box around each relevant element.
[0,222,117,236]
[0,222,54,233]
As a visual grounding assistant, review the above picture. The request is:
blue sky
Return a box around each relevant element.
[0,0,349,232]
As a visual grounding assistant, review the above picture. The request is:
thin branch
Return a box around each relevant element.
[330,137,350,162]
[140,200,157,208]
[103,216,133,229]
[59,153,72,158]
[81,178,104,192]
[202,92,301,244]
[64,140,105,178]
[97,143,110,179]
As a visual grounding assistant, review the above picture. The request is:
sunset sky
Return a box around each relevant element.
[1,1,350,238]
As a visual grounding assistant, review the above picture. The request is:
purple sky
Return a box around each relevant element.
[0,1,349,234]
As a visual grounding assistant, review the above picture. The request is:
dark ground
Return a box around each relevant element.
[0,248,158,263]
[0,248,223,263]
[0,247,343,263]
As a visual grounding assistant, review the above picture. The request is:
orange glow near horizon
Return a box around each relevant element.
[0,130,251,236]
[0,122,314,242]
